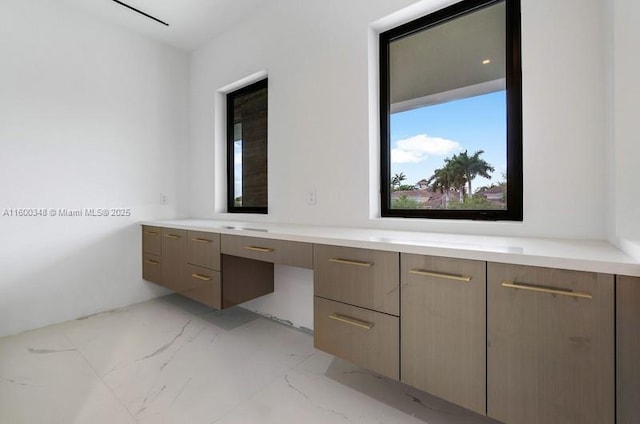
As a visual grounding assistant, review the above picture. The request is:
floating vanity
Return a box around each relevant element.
[141,219,640,424]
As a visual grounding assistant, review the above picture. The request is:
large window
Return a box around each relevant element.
[380,0,522,220]
[227,79,268,213]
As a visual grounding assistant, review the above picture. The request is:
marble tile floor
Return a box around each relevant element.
[0,295,500,424]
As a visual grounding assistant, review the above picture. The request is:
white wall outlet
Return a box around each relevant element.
[306,189,317,206]
[160,193,168,205]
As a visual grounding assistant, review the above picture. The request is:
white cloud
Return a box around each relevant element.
[391,134,461,164]
[391,149,424,163]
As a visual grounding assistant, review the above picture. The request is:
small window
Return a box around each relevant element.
[380,0,522,220]
[227,79,268,213]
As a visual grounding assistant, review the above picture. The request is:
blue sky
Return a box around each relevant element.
[390,90,506,192]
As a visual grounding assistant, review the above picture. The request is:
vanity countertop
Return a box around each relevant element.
[141,219,640,277]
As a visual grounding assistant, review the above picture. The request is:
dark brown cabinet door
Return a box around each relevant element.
[487,263,614,424]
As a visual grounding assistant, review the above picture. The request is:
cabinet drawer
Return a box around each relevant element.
[314,296,399,380]
[487,262,614,424]
[142,226,162,255]
[221,234,313,269]
[187,231,220,270]
[142,253,162,284]
[314,245,399,315]
[182,264,221,309]
[401,254,486,414]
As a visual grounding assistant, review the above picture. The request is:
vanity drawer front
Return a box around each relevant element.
[142,226,162,255]
[182,264,221,309]
[187,231,220,270]
[221,234,313,269]
[314,245,399,316]
[314,296,399,380]
[142,253,162,284]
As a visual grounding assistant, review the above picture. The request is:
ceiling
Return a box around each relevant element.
[390,1,505,112]
[60,0,267,51]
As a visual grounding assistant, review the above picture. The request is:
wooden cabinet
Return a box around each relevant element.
[161,228,187,291]
[182,264,222,309]
[142,227,275,310]
[487,263,614,424]
[142,253,162,284]
[188,231,220,271]
[141,223,634,423]
[221,234,313,269]
[142,226,162,284]
[221,255,273,309]
[400,254,486,415]
[617,275,640,424]
[314,244,399,316]
[313,244,400,380]
[314,296,399,379]
[180,232,222,308]
[142,226,162,256]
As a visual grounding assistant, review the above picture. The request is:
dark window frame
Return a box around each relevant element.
[379,0,522,221]
[226,78,268,214]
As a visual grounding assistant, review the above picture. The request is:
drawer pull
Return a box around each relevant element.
[144,259,160,265]
[164,234,182,239]
[409,269,471,282]
[502,281,592,299]
[329,258,373,267]
[144,230,159,235]
[244,246,275,253]
[192,238,213,243]
[329,313,374,330]
[191,273,212,281]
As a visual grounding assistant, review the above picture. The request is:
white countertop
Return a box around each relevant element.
[141,219,640,277]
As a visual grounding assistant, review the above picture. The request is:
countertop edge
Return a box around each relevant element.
[140,219,640,277]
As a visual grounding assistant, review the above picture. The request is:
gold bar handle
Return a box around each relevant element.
[329,258,373,267]
[144,230,159,235]
[329,313,374,330]
[192,238,213,243]
[191,273,212,281]
[164,234,181,239]
[144,259,160,265]
[409,269,472,282]
[244,246,275,253]
[502,281,592,299]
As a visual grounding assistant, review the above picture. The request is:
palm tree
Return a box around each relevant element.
[449,150,495,198]
[391,172,407,190]
[427,164,462,207]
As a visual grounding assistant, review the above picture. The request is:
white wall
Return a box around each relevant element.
[611,0,640,261]
[0,0,190,337]
[189,0,612,328]
[0,0,627,336]
[190,0,609,239]
[190,0,419,329]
